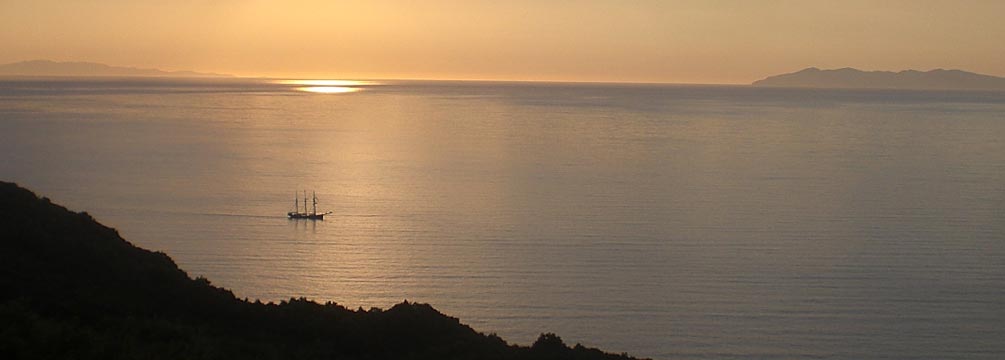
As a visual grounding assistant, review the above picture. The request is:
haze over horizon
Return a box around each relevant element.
[2,1,1003,84]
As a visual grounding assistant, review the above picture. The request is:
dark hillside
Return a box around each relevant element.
[0,181,640,360]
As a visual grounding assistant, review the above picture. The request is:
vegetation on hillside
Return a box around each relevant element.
[0,181,640,360]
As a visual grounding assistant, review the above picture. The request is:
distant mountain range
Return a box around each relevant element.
[0,60,231,77]
[752,67,1005,91]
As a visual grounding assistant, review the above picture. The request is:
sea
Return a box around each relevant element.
[1,77,1003,359]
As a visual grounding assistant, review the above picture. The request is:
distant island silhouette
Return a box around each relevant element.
[0,181,639,360]
[0,60,231,77]
[752,67,1005,91]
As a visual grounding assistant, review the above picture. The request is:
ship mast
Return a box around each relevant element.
[312,191,318,216]
[303,190,308,214]
[294,192,299,213]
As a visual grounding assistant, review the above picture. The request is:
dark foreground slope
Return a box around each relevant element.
[0,181,639,360]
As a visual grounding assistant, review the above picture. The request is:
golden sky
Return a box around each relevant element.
[1,0,1003,83]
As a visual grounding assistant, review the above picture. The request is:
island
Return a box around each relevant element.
[752,67,1005,91]
[0,181,641,360]
[0,60,230,77]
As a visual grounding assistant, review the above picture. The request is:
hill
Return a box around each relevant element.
[752,67,1005,91]
[0,181,639,360]
[0,60,230,77]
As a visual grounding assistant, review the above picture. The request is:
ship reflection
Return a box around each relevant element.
[289,216,319,233]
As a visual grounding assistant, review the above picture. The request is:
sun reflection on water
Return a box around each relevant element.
[277,79,376,94]
[296,86,361,94]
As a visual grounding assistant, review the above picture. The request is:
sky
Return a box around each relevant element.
[1,0,1003,84]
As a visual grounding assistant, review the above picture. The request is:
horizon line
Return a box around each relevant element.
[4,59,1005,87]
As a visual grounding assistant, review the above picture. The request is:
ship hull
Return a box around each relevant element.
[287,212,324,220]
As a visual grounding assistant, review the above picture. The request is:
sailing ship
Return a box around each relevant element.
[288,190,331,220]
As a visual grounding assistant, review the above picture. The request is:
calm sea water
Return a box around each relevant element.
[1,78,1003,359]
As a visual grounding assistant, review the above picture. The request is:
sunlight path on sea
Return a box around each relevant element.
[1,79,1003,359]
